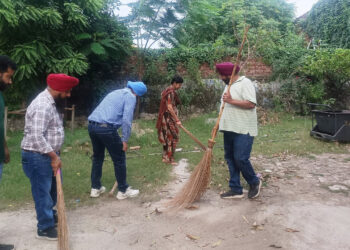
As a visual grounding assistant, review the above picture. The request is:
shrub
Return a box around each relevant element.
[274,77,326,114]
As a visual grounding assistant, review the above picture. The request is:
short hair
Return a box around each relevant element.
[171,75,183,84]
[0,55,17,73]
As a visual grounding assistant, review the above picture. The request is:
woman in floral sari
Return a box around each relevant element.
[156,75,183,165]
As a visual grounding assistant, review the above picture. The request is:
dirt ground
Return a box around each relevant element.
[1,152,350,250]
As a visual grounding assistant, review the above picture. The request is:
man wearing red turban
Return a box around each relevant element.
[215,62,261,200]
[21,73,79,240]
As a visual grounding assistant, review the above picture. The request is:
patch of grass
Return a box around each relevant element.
[253,113,348,156]
[180,112,349,192]
[0,121,171,211]
[0,112,348,210]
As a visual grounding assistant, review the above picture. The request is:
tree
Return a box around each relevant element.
[301,48,350,107]
[0,0,132,107]
[165,0,295,48]
[123,0,187,50]
[302,0,350,49]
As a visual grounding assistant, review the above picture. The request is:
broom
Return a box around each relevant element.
[56,168,69,250]
[168,26,250,209]
[179,124,206,151]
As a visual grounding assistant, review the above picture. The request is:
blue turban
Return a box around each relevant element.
[127,81,147,96]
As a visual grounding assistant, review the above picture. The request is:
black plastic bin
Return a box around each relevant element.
[308,103,350,142]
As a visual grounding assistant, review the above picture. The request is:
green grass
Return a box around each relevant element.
[0,112,349,210]
[176,112,349,192]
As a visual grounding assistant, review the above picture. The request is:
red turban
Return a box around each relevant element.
[215,62,240,76]
[47,73,79,92]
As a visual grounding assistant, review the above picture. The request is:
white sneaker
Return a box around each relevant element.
[116,187,139,200]
[90,186,106,198]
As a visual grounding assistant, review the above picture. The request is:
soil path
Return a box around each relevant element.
[1,154,350,250]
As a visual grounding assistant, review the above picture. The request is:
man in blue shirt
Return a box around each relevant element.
[88,81,147,200]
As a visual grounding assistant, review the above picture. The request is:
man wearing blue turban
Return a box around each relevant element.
[88,81,147,200]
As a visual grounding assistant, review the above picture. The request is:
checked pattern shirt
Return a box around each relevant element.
[21,89,64,154]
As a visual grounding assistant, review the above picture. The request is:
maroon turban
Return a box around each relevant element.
[47,73,79,92]
[215,62,240,76]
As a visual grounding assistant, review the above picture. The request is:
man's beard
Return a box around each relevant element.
[55,97,66,114]
[223,78,230,85]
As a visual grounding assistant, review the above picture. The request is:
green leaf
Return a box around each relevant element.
[90,42,106,55]
[75,33,92,40]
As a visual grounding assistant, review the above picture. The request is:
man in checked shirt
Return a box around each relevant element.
[21,73,79,240]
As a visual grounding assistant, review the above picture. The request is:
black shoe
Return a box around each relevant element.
[220,190,244,199]
[36,227,58,241]
[0,244,15,250]
[248,179,262,199]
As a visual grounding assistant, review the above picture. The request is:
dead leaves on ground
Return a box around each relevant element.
[269,244,283,248]
[186,234,200,241]
[251,221,264,231]
[285,227,300,233]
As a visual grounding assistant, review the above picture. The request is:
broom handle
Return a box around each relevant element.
[56,168,69,250]
[56,168,63,197]
[164,100,206,150]
[211,26,250,141]
[179,124,207,151]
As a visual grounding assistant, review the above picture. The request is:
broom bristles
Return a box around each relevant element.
[56,169,69,250]
[167,143,213,209]
[168,27,250,210]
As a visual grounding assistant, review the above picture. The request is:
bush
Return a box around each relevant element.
[301,49,350,108]
[273,77,326,114]
[178,58,222,114]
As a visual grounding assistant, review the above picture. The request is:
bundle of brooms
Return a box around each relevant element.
[168,26,250,209]
[56,168,69,250]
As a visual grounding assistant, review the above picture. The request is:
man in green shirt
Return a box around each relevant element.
[216,62,261,199]
[0,55,17,182]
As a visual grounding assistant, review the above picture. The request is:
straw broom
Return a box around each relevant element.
[179,124,207,151]
[56,168,69,250]
[168,26,250,209]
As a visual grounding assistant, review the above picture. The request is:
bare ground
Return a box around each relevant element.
[1,152,350,250]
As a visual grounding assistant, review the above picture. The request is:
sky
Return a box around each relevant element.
[117,0,136,17]
[286,0,319,17]
[116,0,320,18]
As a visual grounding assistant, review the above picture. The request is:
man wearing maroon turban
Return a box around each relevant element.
[21,73,79,240]
[215,62,261,200]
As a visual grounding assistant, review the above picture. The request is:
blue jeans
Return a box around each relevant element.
[0,162,3,182]
[223,131,259,193]
[22,150,57,230]
[88,123,129,192]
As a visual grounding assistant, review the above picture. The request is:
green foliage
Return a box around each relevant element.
[141,58,169,112]
[178,58,222,112]
[125,0,186,50]
[301,49,350,107]
[46,54,89,75]
[0,0,132,108]
[262,30,309,79]
[64,3,88,28]
[274,77,326,114]
[167,0,294,48]
[157,45,237,73]
[302,0,350,49]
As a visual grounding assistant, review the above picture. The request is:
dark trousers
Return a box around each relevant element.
[88,123,128,192]
[22,150,57,230]
[223,131,259,193]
